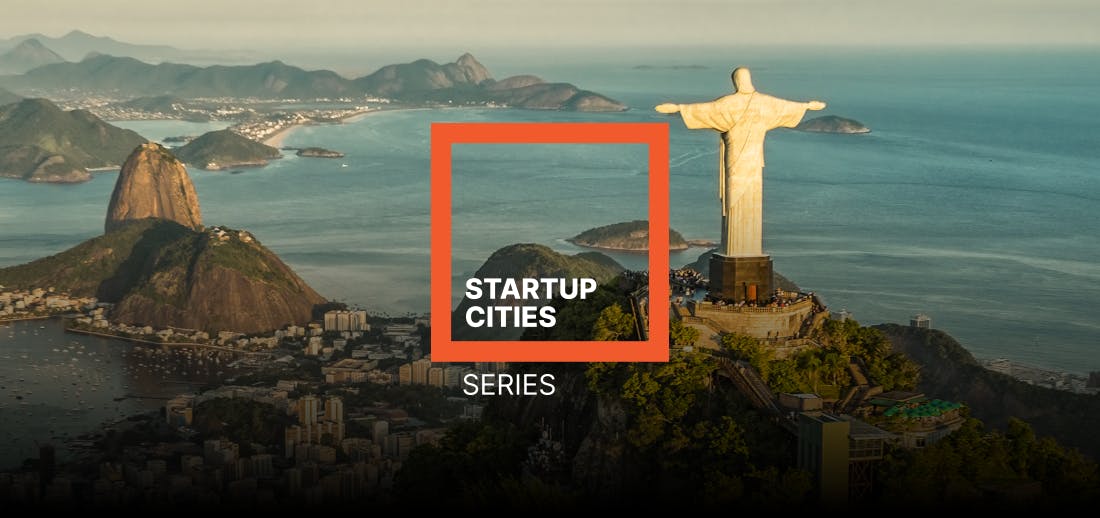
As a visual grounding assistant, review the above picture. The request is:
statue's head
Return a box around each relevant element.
[732,67,755,94]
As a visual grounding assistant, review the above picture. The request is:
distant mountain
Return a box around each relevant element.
[173,129,282,170]
[451,243,624,341]
[569,220,689,251]
[355,53,492,95]
[795,115,870,134]
[0,86,21,107]
[4,52,626,111]
[0,98,146,183]
[0,30,225,64]
[357,54,627,111]
[10,55,356,99]
[0,38,65,74]
[106,143,203,233]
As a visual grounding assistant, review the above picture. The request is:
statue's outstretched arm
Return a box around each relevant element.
[806,101,826,111]
[655,103,681,114]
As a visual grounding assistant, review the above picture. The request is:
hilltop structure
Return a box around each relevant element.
[659,68,829,343]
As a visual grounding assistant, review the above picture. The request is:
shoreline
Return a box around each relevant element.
[566,239,697,254]
[65,325,270,357]
[262,122,306,147]
[263,107,380,147]
[571,244,692,254]
[0,314,51,323]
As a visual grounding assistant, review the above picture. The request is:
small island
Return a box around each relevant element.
[568,220,691,252]
[173,129,282,170]
[296,147,345,159]
[795,115,871,134]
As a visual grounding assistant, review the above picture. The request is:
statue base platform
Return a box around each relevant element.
[679,298,818,344]
[709,254,773,303]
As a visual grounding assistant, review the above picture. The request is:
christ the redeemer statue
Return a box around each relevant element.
[657,67,825,302]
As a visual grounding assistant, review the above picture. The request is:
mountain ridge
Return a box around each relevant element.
[0,29,226,64]
[0,38,66,74]
[3,53,626,111]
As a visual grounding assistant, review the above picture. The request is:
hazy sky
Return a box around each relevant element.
[3,0,1098,50]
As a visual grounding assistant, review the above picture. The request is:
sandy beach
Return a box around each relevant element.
[262,108,386,147]
[262,124,301,147]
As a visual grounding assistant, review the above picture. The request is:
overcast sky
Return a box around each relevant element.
[3,0,1098,50]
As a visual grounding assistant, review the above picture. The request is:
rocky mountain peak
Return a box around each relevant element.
[105,143,203,232]
[0,38,66,73]
[454,52,492,84]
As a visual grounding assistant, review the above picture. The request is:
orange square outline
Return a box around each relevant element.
[431,122,670,363]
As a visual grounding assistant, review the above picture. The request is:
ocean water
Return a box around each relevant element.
[0,319,246,468]
[0,48,1097,375]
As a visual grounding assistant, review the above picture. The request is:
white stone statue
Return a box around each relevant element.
[657,68,825,257]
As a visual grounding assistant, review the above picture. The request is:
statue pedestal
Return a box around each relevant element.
[709,254,773,303]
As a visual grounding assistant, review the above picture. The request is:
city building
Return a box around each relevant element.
[863,391,965,448]
[324,310,370,332]
[411,358,431,385]
[298,395,320,425]
[324,396,344,423]
[428,367,444,388]
[798,413,850,505]
[444,366,468,388]
[322,358,379,384]
[287,395,347,461]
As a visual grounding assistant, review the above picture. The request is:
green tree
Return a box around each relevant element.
[765,358,804,394]
[721,333,773,380]
[394,421,539,505]
[592,303,635,341]
[878,417,1100,505]
[822,351,848,385]
[797,351,823,392]
[670,318,700,347]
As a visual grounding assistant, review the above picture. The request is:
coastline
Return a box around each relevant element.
[0,314,51,323]
[567,239,693,253]
[262,122,307,147]
[65,325,270,357]
[572,244,692,253]
[263,107,380,147]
